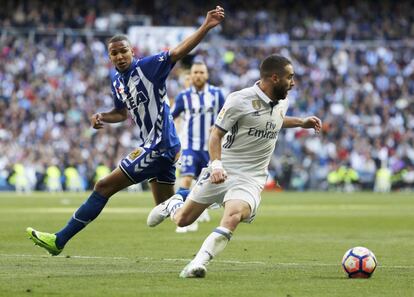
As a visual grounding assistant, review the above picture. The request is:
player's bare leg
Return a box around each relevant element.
[219,199,251,231]
[147,195,208,227]
[173,200,209,227]
[94,167,135,197]
[176,175,211,233]
[180,176,211,223]
[180,175,193,189]
[180,200,251,278]
[27,168,134,254]
[149,181,175,205]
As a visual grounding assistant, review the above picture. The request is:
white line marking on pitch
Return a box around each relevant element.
[0,254,129,260]
[1,254,413,269]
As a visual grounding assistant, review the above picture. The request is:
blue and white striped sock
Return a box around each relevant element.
[167,196,184,218]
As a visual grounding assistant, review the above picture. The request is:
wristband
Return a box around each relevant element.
[211,159,223,170]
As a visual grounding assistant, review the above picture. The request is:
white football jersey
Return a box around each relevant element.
[215,82,289,187]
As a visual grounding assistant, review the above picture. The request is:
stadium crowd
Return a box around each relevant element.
[1,0,414,192]
[2,0,413,41]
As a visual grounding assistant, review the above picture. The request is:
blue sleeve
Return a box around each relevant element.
[111,83,126,109]
[218,89,225,110]
[171,93,185,119]
[138,51,175,84]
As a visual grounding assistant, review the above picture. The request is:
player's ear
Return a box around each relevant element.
[270,73,279,84]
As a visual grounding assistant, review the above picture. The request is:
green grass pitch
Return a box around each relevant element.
[0,191,413,297]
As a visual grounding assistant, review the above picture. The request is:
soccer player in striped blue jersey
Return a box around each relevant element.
[26,6,225,256]
[172,62,225,232]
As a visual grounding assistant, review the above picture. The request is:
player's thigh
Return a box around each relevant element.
[94,167,134,198]
[223,180,262,223]
[149,181,175,205]
[188,167,228,205]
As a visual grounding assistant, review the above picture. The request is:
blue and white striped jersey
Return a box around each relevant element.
[171,84,225,151]
[111,51,180,151]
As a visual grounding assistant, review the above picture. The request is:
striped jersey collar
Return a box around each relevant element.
[190,83,209,94]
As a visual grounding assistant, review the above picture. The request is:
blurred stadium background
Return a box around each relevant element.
[1,0,414,193]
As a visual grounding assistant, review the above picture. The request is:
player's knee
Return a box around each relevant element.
[94,178,110,195]
[221,212,244,230]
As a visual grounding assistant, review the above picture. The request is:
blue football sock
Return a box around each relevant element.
[176,187,190,201]
[55,191,108,248]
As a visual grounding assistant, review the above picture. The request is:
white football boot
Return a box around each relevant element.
[147,194,183,227]
[175,226,188,233]
[175,221,199,233]
[179,261,207,278]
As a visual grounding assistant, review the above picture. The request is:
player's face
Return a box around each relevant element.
[273,64,295,99]
[108,40,134,72]
[190,64,209,89]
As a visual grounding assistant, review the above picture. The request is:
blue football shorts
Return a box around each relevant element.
[179,149,209,178]
[119,145,180,185]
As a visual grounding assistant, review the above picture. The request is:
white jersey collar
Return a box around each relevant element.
[253,81,274,105]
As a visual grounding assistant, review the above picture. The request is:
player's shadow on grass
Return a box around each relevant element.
[310,276,348,280]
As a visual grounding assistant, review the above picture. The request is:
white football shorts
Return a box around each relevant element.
[188,167,262,223]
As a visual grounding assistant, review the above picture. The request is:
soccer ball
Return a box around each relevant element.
[342,246,377,278]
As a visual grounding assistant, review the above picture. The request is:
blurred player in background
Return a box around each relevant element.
[26,6,225,256]
[147,54,322,278]
[172,62,225,232]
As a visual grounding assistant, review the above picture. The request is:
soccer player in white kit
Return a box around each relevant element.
[147,54,322,278]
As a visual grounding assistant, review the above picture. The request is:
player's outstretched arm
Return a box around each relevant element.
[90,108,128,129]
[282,116,322,133]
[169,6,225,63]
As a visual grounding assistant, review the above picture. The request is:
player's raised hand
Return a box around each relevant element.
[203,6,225,29]
[90,113,104,129]
[302,116,322,134]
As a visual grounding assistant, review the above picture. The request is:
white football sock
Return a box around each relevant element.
[167,195,184,218]
[192,226,233,266]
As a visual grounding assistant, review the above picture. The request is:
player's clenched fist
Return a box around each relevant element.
[90,113,104,129]
[210,160,227,184]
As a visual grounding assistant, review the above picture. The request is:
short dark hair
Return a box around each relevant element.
[107,34,131,46]
[260,54,292,78]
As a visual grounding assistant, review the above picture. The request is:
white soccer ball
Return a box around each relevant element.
[342,246,377,278]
